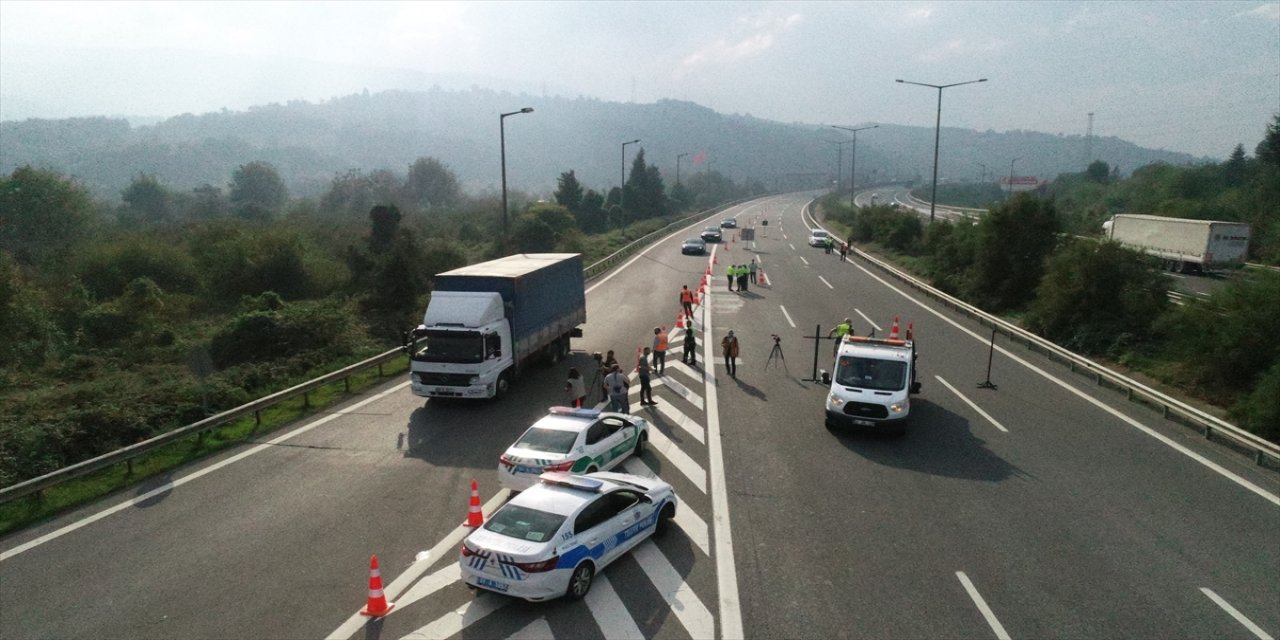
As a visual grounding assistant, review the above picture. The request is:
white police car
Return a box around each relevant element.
[461,472,676,601]
[497,407,648,492]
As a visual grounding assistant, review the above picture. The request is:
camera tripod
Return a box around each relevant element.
[765,337,786,371]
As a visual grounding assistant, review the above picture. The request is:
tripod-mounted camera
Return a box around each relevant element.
[765,334,786,371]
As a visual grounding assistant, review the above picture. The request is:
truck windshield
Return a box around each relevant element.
[835,356,907,391]
[413,330,484,363]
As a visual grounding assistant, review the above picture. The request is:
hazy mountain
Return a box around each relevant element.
[0,87,1207,201]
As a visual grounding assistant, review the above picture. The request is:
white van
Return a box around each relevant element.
[822,333,921,435]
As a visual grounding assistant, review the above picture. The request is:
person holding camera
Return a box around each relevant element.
[603,364,631,414]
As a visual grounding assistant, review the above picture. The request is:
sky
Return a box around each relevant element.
[1,1,1277,160]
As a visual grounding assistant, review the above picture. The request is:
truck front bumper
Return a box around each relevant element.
[411,382,493,399]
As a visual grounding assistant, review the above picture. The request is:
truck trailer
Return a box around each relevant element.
[1102,214,1250,273]
[405,253,586,400]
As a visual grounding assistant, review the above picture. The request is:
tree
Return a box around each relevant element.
[190,183,229,219]
[1223,144,1247,187]
[229,161,288,219]
[404,157,461,209]
[120,173,173,225]
[1256,113,1280,167]
[966,193,1060,311]
[0,166,97,265]
[1085,160,1110,183]
[621,150,668,221]
[554,170,584,212]
[368,204,402,253]
[577,189,607,233]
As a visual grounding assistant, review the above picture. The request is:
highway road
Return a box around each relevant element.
[2,193,1277,640]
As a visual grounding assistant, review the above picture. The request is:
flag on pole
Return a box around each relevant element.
[692,150,707,165]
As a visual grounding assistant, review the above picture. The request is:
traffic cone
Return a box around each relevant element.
[906,322,914,341]
[713,254,718,264]
[466,479,483,527]
[676,312,685,329]
[359,555,395,617]
[693,291,701,306]
[889,316,900,340]
[759,269,770,286]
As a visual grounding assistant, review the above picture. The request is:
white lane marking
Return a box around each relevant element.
[654,400,707,444]
[701,277,745,640]
[1201,588,1275,640]
[936,376,1009,433]
[646,425,707,493]
[956,571,1012,640]
[585,574,646,640]
[1,382,414,563]
[328,488,512,639]
[400,592,510,640]
[799,256,808,265]
[508,617,556,640]
[623,457,710,556]
[779,305,797,328]
[655,366,705,410]
[849,258,1280,507]
[855,309,882,332]
[818,275,835,289]
[633,540,717,640]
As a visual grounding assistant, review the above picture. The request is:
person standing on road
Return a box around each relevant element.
[680,285,695,318]
[637,348,657,406]
[604,364,631,413]
[827,318,853,357]
[824,235,834,254]
[726,264,736,291]
[749,259,758,285]
[737,264,749,292]
[839,242,849,262]
[652,327,668,375]
[721,330,740,379]
[683,327,697,366]
[600,350,619,400]
[565,367,586,408]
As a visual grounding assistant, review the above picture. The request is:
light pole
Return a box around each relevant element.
[975,162,988,183]
[896,77,987,222]
[1007,157,1021,198]
[621,139,640,208]
[832,124,878,202]
[677,152,689,187]
[826,140,851,192]
[500,107,534,232]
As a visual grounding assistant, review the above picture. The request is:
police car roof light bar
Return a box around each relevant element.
[548,406,602,419]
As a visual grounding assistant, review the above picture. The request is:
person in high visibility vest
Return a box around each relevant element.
[827,317,853,357]
[652,327,669,375]
[680,285,695,317]
[726,264,736,292]
[736,264,749,292]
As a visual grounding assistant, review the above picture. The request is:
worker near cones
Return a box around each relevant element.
[827,318,853,357]
[726,263,736,291]
[679,285,695,318]
[651,327,669,375]
[749,259,758,285]
[360,555,395,617]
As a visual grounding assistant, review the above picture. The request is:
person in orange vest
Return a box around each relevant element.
[652,327,669,375]
[680,285,695,318]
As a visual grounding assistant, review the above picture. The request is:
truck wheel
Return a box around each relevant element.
[495,371,511,397]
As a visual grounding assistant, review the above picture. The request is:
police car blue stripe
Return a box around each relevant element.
[555,499,669,569]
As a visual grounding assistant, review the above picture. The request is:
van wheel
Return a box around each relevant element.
[565,563,595,600]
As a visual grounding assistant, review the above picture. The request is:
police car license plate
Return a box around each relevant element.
[476,577,510,593]
[853,419,875,427]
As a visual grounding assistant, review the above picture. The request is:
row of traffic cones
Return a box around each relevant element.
[359,479,486,618]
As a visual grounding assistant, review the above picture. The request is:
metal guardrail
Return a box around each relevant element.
[806,201,1280,467]
[1,198,756,506]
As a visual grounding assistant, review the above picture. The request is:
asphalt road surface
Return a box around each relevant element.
[2,193,1276,640]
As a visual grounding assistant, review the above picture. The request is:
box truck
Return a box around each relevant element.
[1102,214,1250,273]
[404,254,586,400]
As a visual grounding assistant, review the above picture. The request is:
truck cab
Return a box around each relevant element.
[823,334,921,435]
[408,292,513,399]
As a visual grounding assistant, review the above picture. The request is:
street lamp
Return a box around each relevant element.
[826,140,851,192]
[1008,157,1022,198]
[677,152,690,187]
[975,162,988,183]
[621,139,640,207]
[896,77,987,222]
[832,124,878,202]
[500,107,534,232]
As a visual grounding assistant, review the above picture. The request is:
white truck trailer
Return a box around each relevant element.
[1102,214,1250,273]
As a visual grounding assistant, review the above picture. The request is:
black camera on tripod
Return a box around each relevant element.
[770,334,781,344]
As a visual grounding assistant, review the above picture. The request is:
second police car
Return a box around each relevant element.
[460,471,677,600]
[497,407,649,491]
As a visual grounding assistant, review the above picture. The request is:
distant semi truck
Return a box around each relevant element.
[1102,214,1250,273]
[404,253,586,400]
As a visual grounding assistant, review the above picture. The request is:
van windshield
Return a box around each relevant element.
[835,356,907,391]
[413,330,484,363]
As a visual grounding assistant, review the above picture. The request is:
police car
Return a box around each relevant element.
[497,407,648,492]
[460,472,677,601]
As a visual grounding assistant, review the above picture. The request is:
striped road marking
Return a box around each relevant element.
[624,457,710,556]
[633,540,716,640]
[646,421,707,493]
[584,574,646,640]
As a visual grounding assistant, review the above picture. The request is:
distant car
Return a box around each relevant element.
[808,229,830,247]
[681,238,707,255]
[497,407,649,492]
[701,227,723,242]
[720,218,737,229]
[460,471,677,601]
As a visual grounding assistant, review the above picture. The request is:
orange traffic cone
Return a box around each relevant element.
[889,316,900,340]
[759,269,770,286]
[359,555,395,617]
[693,291,701,306]
[676,312,685,329]
[906,322,914,341]
[713,254,719,264]
[466,479,483,527]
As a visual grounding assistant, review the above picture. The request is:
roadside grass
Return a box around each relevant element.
[0,356,409,537]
